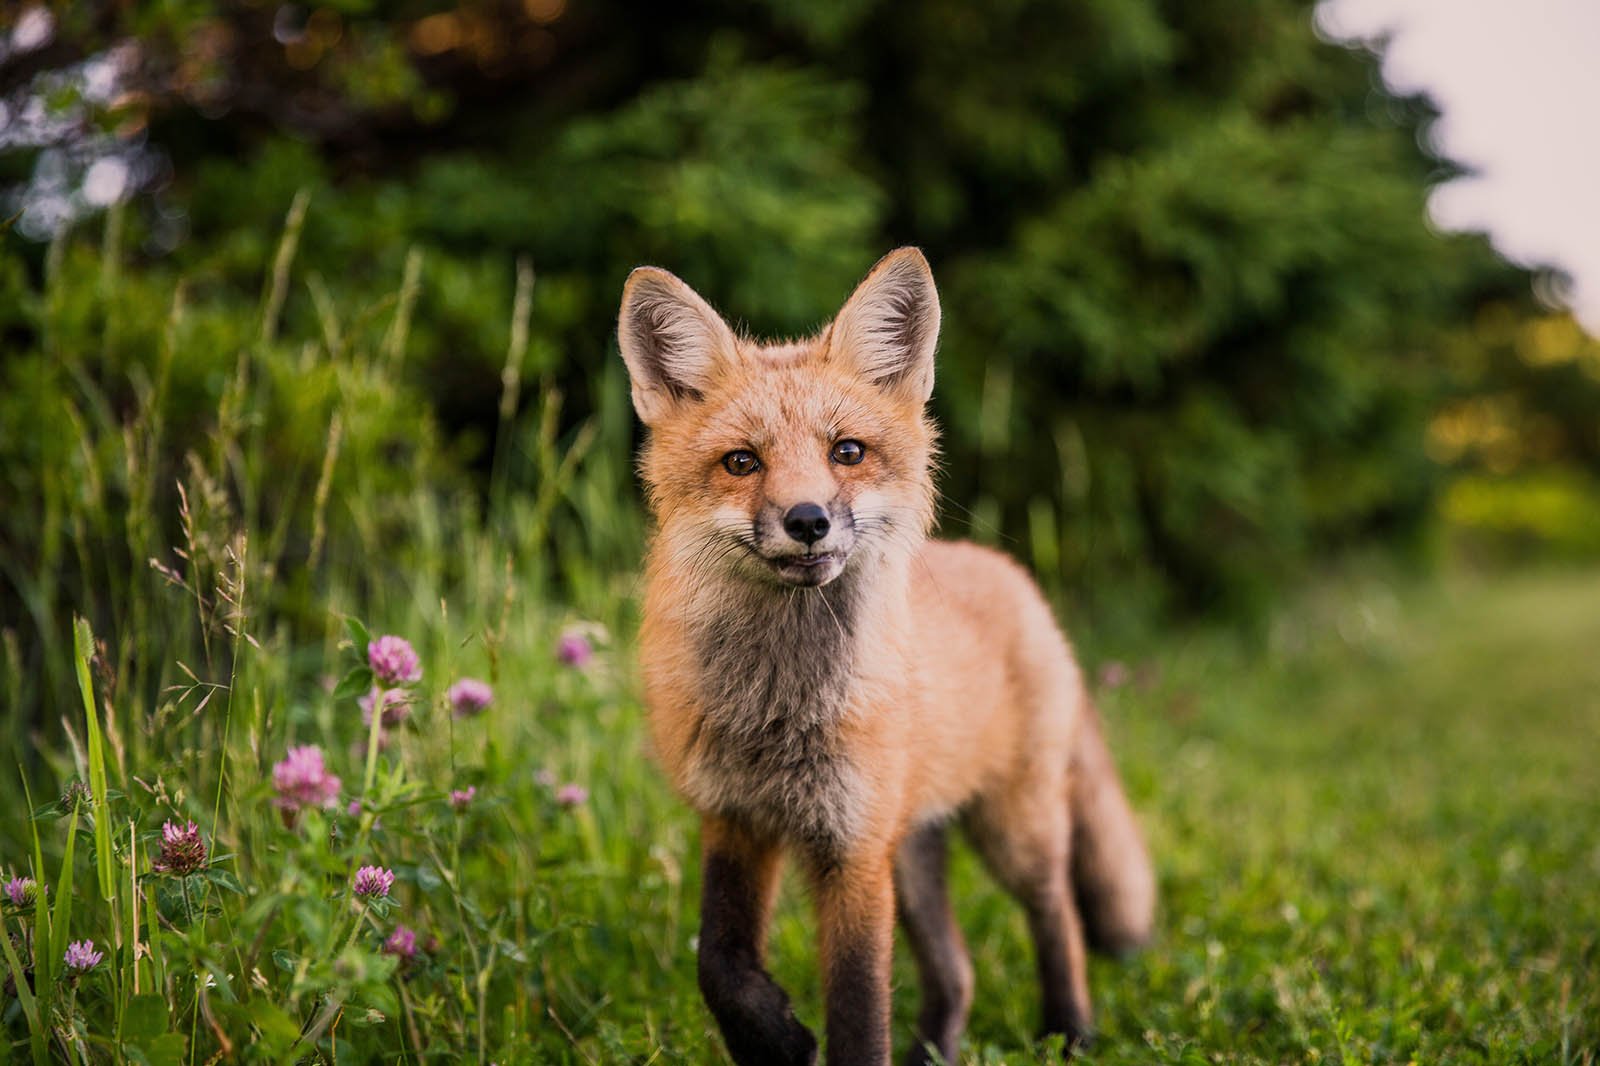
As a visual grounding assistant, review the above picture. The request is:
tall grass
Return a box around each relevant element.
[0,199,648,1062]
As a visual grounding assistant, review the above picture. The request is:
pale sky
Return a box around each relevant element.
[1315,0,1600,333]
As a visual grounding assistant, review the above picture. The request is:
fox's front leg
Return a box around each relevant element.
[812,849,897,1066]
[698,816,818,1066]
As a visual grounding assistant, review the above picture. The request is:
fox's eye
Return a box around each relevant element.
[831,439,866,465]
[722,450,761,477]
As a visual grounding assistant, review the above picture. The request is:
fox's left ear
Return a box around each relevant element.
[827,247,940,403]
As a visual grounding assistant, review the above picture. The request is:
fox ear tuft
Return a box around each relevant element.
[617,267,737,425]
[828,247,940,403]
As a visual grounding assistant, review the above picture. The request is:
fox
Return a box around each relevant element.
[617,247,1156,1066]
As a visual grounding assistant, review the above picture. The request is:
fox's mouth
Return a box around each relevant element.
[765,550,844,587]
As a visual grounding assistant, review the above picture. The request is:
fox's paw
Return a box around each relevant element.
[1039,1024,1095,1061]
[781,1020,819,1066]
[722,1012,816,1066]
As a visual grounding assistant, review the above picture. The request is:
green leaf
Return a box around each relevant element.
[48,803,80,983]
[344,616,372,655]
[199,868,245,895]
[122,994,168,1041]
[333,666,374,702]
[122,1033,186,1066]
[0,915,47,1066]
[494,937,529,963]
[246,999,300,1049]
[410,863,443,892]
[71,616,117,921]
[362,982,399,1018]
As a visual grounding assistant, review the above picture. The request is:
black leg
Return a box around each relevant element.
[698,817,817,1066]
[963,798,1094,1059]
[894,825,973,1066]
[1024,871,1095,1055]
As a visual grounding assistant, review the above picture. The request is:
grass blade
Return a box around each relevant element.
[0,914,48,1066]
[72,616,120,1020]
[72,618,116,902]
[48,803,80,986]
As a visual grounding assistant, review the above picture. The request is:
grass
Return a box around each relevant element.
[1077,568,1600,1064]
[8,561,1599,1064]
[2,213,1595,1063]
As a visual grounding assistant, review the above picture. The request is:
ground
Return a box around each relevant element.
[559,567,1599,1064]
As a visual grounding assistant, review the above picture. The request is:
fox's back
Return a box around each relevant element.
[898,538,1085,822]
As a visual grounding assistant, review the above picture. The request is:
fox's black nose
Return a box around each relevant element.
[783,503,831,546]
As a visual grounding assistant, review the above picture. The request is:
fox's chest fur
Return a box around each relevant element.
[679,577,872,855]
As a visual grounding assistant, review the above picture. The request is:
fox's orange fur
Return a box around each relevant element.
[619,248,1155,1066]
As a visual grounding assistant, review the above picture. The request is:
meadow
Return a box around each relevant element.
[1,215,1596,1065]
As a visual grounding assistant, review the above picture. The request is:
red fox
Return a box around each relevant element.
[618,248,1155,1066]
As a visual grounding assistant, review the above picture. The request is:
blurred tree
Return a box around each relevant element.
[1425,304,1600,558]
[0,0,1548,625]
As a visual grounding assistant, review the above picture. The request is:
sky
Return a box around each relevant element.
[1315,0,1600,333]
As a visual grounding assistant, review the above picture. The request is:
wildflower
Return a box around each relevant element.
[61,780,92,810]
[151,820,208,875]
[1097,660,1131,690]
[448,678,493,719]
[534,767,556,788]
[448,786,476,811]
[556,783,588,807]
[352,865,395,899]
[359,687,411,729]
[272,745,342,818]
[383,924,417,960]
[3,877,36,906]
[63,940,103,973]
[555,629,593,669]
[368,636,422,686]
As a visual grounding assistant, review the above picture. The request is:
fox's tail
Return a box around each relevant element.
[1069,699,1157,956]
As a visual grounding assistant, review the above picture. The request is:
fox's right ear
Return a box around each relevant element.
[617,267,737,426]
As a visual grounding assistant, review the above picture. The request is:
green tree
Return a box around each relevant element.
[1,0,1542,633]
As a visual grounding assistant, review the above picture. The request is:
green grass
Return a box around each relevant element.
[1075,569,1600,1064]
[2,215,1595,1063]
[7,560,1598,1062]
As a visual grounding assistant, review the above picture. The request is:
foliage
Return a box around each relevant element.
[1425,306,1600,559]
[1,0,1554,634]
[0,224,640,1059]
[0,195,640,724]
[1,604,626,1064]
[1441,472,1600,560]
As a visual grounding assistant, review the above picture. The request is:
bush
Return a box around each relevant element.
[1,0,1544,630]
[1442,471,1600,560]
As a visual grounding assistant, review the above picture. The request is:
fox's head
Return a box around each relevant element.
[619,248,940,590]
